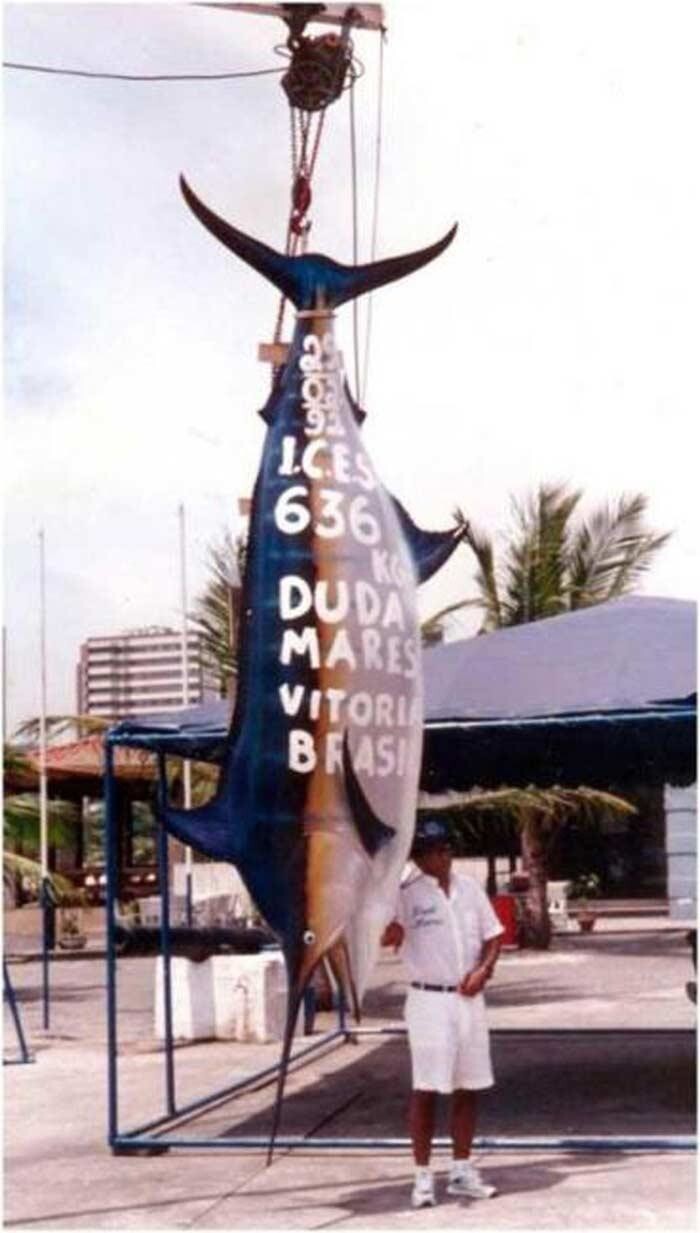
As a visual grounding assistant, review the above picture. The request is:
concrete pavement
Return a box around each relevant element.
[4,920,697,1230]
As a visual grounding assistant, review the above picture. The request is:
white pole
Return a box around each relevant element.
[38,528,51,1028]
[178,505,193,917]
[2,624,7,742]
[38,529,48,880]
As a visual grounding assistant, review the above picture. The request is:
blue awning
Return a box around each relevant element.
[423,596,695,722]
[108,596,696,787]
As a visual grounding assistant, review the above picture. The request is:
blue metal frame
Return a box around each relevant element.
[105,732,349,1154]
[185,870,194,927]
[104,729,696,1156]
[39,875,54,1030]
[156,751,176,1118]
[109,1133,697,1153]
[3,959,34,1065]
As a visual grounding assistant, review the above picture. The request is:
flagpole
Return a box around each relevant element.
[2,625,7,739]
[178,504,194,926]
[38,529,51,1029]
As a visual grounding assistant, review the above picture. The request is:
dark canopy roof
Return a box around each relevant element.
[109,596,696,789]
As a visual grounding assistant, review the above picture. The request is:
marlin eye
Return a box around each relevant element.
[303,929,316,945]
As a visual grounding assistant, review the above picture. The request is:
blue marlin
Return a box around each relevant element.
[164,176,462,1157]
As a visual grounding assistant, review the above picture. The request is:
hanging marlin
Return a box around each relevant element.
[164,175,462,1158]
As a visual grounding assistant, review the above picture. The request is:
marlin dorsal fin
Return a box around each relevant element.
[390,495,467,584]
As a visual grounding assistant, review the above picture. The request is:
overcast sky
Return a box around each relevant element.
[4,0,699,733]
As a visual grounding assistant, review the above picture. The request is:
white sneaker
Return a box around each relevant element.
[411,1167,437,1208]
[446,1161,497,1199]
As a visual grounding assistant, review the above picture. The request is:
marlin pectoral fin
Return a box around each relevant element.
[343,379,367,426]
[162,800,240,865]
[326,938,361,1024]
[390,495,467,584]
[342,735,396,858]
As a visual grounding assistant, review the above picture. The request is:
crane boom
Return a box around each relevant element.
[199,4,385,32]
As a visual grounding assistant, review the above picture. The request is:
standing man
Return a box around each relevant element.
[382,816,504,1208]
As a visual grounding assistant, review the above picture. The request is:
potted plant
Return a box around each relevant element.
[566,873,602,932]
[57,889,88,950]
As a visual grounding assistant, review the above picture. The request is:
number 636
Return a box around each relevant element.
[274,485,381,544]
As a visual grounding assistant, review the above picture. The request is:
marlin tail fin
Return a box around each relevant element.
[181,176,456,311]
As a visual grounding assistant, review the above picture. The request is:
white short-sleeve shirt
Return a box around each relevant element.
[396,870,504,985]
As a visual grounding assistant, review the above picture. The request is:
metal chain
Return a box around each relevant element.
[361,30,385,408]
[272,105,301,347]
[307,108,326,182]
[271,104,326,354]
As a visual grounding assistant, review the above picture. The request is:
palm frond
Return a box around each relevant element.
[3,744,33,777]
[3,853,75,899]
[418,784,636,833]
[457,509,504,631]
[13,714,114,743]
[189,528,246,697]
[503,483,581,624]
[445,484,668,632]
[567,493,671,608]
[4,794,79,850]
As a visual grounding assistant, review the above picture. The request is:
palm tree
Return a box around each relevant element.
[418,785,637,948]
[421,484,666,940]
[424,483,670,638]
[3,744,78,906]
[189,529,246,698]
[13,714,115,743]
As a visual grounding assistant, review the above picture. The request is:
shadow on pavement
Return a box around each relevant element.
[188,1030,694,1146]
[565,933,693,959]
[251,1152,629,1224]
[487,981,593,1007]
[11,984,104,1005]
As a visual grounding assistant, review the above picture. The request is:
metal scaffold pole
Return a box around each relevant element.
[38,529,52,1030]
[178,502,194,926]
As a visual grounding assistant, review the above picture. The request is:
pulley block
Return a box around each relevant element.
[282,32,353,112]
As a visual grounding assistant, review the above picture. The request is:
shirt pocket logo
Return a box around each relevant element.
[411,904,440,929]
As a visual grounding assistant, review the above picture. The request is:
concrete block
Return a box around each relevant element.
[154,956,216,1041]
[669,895,696,921]
[154,951,297,1044]
[666,828,697,855]
[665,784,696,922]
[664,784,697,814]
[667,855,697,884]
[211,953,297,1043]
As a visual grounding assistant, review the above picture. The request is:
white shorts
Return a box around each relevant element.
[404,987,495,1094]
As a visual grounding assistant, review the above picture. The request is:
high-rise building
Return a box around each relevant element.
[76,626,213,719]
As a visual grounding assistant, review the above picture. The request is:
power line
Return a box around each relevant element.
[349,75,361,405]
[3,60,285,82]
[361,30,385,409]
